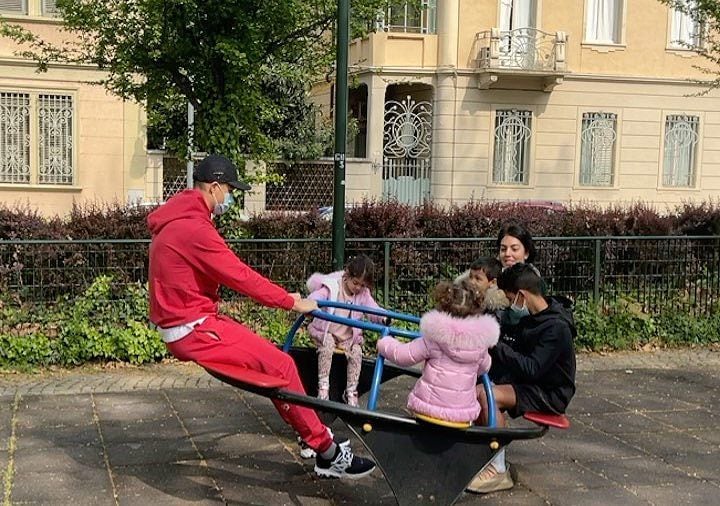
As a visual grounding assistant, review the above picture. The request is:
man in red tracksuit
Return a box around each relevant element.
[147,154,375,479]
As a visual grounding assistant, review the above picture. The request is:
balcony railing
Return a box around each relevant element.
[477,27,566,72]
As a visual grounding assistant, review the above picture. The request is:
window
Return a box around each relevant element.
[579,112,617,186]
[0,91,74,186]
[0,92,31,183]
[585,0,623,44]
[378,0,437,34]
[663,115,699,187]
[0,0,26,14]
[42,0,57,16]
[493,109,532,184]
[670,2,702,48]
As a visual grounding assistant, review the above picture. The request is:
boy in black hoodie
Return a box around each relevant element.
[469,263,576,494]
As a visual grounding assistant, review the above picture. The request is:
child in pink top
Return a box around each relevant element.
[378,280,500,423]
[306,255,385,407]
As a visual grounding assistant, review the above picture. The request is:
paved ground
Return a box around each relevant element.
[0,347,718,505]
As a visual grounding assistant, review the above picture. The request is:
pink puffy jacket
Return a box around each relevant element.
[377,310,500,423]
[306,271,385,346]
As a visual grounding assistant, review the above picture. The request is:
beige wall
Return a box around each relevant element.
[0,7,154,216]
[429,76,720,208]
[353,0,706,80]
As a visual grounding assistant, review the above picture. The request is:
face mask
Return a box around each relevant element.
[211,186,235,216]
[506,292,530,325]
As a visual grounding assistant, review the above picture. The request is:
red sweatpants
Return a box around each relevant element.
[167,315,333,453]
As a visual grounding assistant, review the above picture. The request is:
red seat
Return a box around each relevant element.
[523,411,570,429]
[198,361,290,389]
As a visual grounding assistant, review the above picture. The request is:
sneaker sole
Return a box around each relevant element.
[314,464,376,480]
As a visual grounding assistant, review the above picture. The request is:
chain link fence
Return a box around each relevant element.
[265,161,334,211]
[2,236,719,316]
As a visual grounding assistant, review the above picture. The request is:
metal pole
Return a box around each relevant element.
[186,102,195,189]
[331,0,349,270]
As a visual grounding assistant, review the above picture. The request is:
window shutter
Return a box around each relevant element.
[0,0,26,13]
[42,0,57,15]
[0,92,31,184]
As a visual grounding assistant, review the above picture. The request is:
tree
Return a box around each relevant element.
[1,0,387,166]
[659,1,720,94]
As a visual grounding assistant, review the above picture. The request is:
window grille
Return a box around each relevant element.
[579,112,617,186]
[38,94,74,185]
[493,110,532,184]
[0,92,31,184]
[663,115,699,187]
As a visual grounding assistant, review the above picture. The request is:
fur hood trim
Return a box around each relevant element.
[420,310,499,349]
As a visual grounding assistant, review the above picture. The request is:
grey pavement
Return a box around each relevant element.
[0,347,718,505]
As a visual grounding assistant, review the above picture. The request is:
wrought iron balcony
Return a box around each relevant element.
[475,27,567,91]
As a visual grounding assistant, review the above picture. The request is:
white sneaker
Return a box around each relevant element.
[297,427,349,459]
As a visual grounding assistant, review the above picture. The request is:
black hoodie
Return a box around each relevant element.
[490,297,577,412]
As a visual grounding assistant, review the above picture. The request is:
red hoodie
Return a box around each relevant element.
[147,189,294,328]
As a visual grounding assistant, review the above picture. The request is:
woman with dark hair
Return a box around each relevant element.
[496,221,536,268]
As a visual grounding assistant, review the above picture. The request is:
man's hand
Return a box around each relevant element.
[292,298,318,314]
[289,292,302,302]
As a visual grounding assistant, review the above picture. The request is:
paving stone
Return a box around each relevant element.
[15,403,95,429]
[631,481,720,506]
[584,456,693,486]
[647,407,718,430]
[10,468,114,504]
[99,415,186,443]
[617,429,717,458]
[538,486,650,506]
[105,437,199,467]
[94,396,171,422]
[13,445,105,474]
[457,486,550,505]
[17,394,92,411]
[581,410,675,434]
[113,461,221,505]
[522,425,643,463]
[0,407,12,451]
[15,424,101,450]
[514,461,614,492]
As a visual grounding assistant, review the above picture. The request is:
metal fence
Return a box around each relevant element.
[1,236,719,316]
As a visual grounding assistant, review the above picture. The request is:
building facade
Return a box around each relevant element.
[315,0,720,208]
[0,0,159,216]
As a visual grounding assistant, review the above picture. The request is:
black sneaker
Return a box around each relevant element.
[314,444,376,479]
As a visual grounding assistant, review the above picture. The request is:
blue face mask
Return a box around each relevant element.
[212,186,235,216]
[506,292,530,325]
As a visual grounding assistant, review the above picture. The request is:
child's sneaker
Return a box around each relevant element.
[343,390,359,407]
[297,428,350,459]
[315,444,376,479]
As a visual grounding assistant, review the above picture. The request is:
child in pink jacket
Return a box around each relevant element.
[377,280,500,423]
[307,254,385,407]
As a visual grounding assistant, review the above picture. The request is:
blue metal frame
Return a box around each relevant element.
[281,300,497,427]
